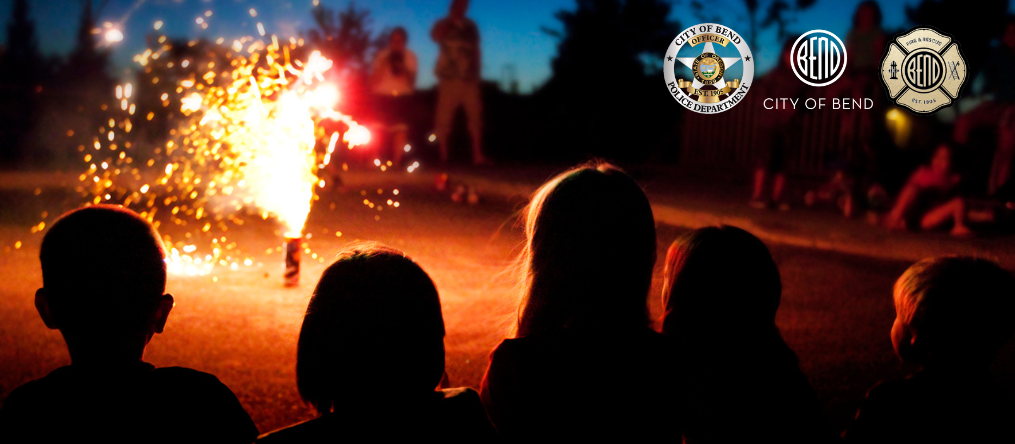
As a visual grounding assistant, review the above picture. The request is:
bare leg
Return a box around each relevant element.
[434,82,458,163]
[772,173,786,202]
[392,129,406,166]
[920,197,971,236]
[462,81,488,165]
[752,168,767,201]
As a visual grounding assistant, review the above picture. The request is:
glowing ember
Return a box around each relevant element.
[104,29,124,43]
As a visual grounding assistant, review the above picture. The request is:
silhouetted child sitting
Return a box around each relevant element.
[661,226,834,444]
[0,205,257,442]
[257,242,497,443]
[480,163,675,441]
[844,257,1015,443]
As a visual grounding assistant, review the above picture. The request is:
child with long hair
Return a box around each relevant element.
[480,162,674,440]
[661,226,832,444]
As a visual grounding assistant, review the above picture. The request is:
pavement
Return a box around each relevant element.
[332,162,1015,269]
[5,163,1015,268]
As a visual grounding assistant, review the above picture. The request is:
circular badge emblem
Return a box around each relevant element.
[790,29,847,87]
[664,23,754,113]
[901,49,946,92]
[880,27,966,114]
[694,54,725,84]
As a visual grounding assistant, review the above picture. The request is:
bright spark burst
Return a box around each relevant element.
[79,29,371,276]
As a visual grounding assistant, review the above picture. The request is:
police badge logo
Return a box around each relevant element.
[880,27,967,114]
[664,23,754,113]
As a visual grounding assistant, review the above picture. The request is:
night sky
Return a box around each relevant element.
[0,0,975,92]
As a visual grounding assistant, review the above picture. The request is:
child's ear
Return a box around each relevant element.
[35,288,59,329]
[152,294,175,334]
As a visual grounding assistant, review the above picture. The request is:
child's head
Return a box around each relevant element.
[892,257,1015,368]
[37,205,172,362]
[389,27,408,50]
[930,144,953,174]
[516,162,656,337]
[661,226,781,339]
[296,242,445,414]
[450,0,469,18]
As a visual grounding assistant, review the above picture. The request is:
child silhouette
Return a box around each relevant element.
[480,163,675,441]
[257,242,497,442]
[661,226,833,444]
[844,257,1015,443]
[0,205,257,442]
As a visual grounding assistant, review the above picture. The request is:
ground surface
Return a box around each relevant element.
[0,167,1010,435]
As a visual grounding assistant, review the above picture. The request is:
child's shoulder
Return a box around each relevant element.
[145,366,242,402]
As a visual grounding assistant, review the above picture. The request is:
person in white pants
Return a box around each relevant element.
[431,0,489,165]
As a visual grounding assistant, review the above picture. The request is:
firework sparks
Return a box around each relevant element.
[77,25,370,277]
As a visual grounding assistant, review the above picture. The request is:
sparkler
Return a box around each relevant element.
[78,26,370,283]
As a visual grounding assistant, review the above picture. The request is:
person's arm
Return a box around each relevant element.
[885,172,922,230]
[369,50,387,88]
[407,51,418,87]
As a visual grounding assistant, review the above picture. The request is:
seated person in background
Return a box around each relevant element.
[661,226,834,444]
[0,205,257,443]
[885,144,972,236]
[257,242,496,443]
[480,163,676,441]
[844,257,1015,443]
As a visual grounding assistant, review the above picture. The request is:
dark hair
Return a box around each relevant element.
[39,205,167,330]
[391,26,408,41]
[852,1,883,28]
[894,256,1015,364]
[661,226,781,336]
[296,242,445,414]
[516,162,656,337]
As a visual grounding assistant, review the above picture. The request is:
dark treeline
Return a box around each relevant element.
[0,0,113,169]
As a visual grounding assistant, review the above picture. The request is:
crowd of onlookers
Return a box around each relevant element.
[1,161,1013,443]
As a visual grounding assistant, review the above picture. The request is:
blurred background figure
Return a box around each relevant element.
[751,41,803,211]
[370,27,418,167]
[431,0,488,166]
[885,145,972,237]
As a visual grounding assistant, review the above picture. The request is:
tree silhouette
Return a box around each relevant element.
[42,0,115,168]
[535,0,680,160]
[0,0,44,165]
[906,0,1008,102]
[307,1,377,115]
